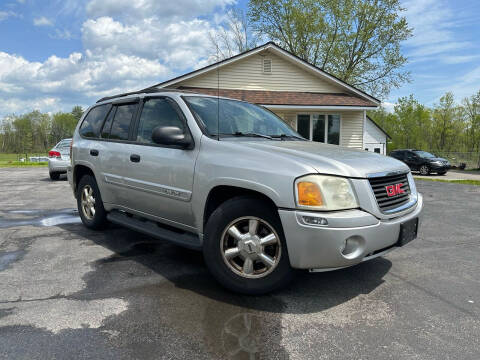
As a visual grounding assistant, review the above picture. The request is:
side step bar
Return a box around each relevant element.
[107,210,202,250]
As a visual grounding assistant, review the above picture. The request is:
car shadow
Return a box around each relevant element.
[58,222,392,358]
[39,175,68,182]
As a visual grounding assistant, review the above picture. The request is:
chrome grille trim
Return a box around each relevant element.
[367,172,412,212]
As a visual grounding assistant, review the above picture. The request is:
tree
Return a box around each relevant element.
[432,92,456,151]
[462,90,480,167]
[248,0,412,98]
[209,7,259,61]
[51,112,78,144]
[71,106,84,123]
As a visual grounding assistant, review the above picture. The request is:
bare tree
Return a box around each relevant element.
[209,8,259,62]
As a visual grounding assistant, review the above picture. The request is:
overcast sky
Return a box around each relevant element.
[0,0,479,117]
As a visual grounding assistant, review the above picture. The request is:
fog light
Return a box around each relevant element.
[302,216,328,226]
[340,236,364,259]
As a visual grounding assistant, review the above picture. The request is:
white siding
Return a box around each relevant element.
[178,52,342,93]
[341,111,364,149]
[270,110,364,150]
[364,117,387,154]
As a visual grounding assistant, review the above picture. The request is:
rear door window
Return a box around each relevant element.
[108,104,137,140]
[79,105,109,138]
[136,98,185,144]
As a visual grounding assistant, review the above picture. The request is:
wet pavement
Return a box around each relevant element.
[0,168,479,359]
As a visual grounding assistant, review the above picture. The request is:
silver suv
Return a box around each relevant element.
[68,89,423,294]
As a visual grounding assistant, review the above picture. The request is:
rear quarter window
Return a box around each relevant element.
[79,105,109,138]
[108,104,137,140]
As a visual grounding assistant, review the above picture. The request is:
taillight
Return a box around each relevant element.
[69,139,73,161]
[48,151,61,158]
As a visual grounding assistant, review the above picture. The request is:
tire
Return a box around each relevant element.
[49,171,60,180]
[76,174,108,230]
[419,164,430,175]
[203,196,294,295]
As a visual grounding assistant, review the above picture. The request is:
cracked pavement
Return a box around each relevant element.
[0,168,479,359]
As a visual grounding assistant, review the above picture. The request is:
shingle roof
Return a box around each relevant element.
[179,86,377,107]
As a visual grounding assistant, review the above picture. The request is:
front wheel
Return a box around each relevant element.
[419,165,430,175]
[203,196,294,295]
[76,174,108,230]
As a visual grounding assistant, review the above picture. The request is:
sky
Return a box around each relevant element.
[0,0,479,117]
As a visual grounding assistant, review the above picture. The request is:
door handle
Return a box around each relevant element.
[90,149,99,156]
[130,154,141,163]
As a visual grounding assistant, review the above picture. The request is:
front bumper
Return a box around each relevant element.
[278,193,423,270]
[430,163,450,172]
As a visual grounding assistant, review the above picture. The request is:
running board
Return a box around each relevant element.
[107,210,202,250]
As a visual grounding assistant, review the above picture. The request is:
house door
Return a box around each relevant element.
[296,114,340,145]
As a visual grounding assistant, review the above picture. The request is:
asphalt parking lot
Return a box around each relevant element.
[0,168,479,359]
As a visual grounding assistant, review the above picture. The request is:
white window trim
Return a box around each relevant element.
[295,113,342,145]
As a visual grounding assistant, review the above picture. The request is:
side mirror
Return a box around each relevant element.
[152,126,191,148]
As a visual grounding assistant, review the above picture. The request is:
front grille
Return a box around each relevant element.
[368,173,411,212]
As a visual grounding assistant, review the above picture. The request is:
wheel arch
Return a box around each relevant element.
[202,185,279,231]
[73,164,96,197]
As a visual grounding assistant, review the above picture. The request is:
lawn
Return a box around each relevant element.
[416,178,480,186]
[0,153,48,167]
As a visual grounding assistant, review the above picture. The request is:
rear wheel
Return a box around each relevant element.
[419,165,430,175]
[49,171,60,180]
[77,175,108,230]
[203,196,294,295]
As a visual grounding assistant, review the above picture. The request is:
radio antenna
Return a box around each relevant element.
[216,45,220,141]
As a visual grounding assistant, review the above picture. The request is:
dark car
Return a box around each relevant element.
[389,149,450,175]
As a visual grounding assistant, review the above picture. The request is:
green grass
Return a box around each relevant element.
[0,153,49,167]
[416,178,480,186]
[0,161,48,168]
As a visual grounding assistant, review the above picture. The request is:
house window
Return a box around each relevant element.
[296,114,341,145]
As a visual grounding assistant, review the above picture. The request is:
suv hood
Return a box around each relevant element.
[241,140,409,178]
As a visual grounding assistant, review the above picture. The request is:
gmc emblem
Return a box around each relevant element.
[385,183,405,197]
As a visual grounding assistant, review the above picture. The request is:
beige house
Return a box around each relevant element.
[152,42,388,153]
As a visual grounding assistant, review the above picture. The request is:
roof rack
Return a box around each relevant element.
[95,87,196,103]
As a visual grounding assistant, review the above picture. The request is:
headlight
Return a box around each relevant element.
[432,161,443,165]
[295,175,358,211]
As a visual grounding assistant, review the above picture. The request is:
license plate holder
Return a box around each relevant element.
[397,218,418,247]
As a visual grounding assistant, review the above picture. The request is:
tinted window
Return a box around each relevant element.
[391,151,403,159]
[79,105,109,138]
[413,150,435,158]
[101,108,115,138]
[108,104,137,140]
[136,98,184,144]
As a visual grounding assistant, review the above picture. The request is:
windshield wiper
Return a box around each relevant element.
[269,134,306,140]
[219,132,275,140]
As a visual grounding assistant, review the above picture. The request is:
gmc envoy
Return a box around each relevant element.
[68,89,423,294]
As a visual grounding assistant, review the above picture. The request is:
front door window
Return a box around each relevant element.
[297,114,340,145]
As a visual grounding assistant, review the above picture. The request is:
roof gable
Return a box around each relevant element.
[152,42,380,105]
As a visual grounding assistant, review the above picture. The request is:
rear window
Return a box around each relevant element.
[79,105,109,138]
[108,104,137,140]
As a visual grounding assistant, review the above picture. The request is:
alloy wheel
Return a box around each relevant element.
[80,185,96,220]
[420,165,429,175]
[220,216,281,279]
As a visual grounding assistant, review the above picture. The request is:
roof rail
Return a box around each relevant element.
[95,87,197,103]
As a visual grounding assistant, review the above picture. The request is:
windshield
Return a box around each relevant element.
[413,150,436,158]
[183,96,301,138]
